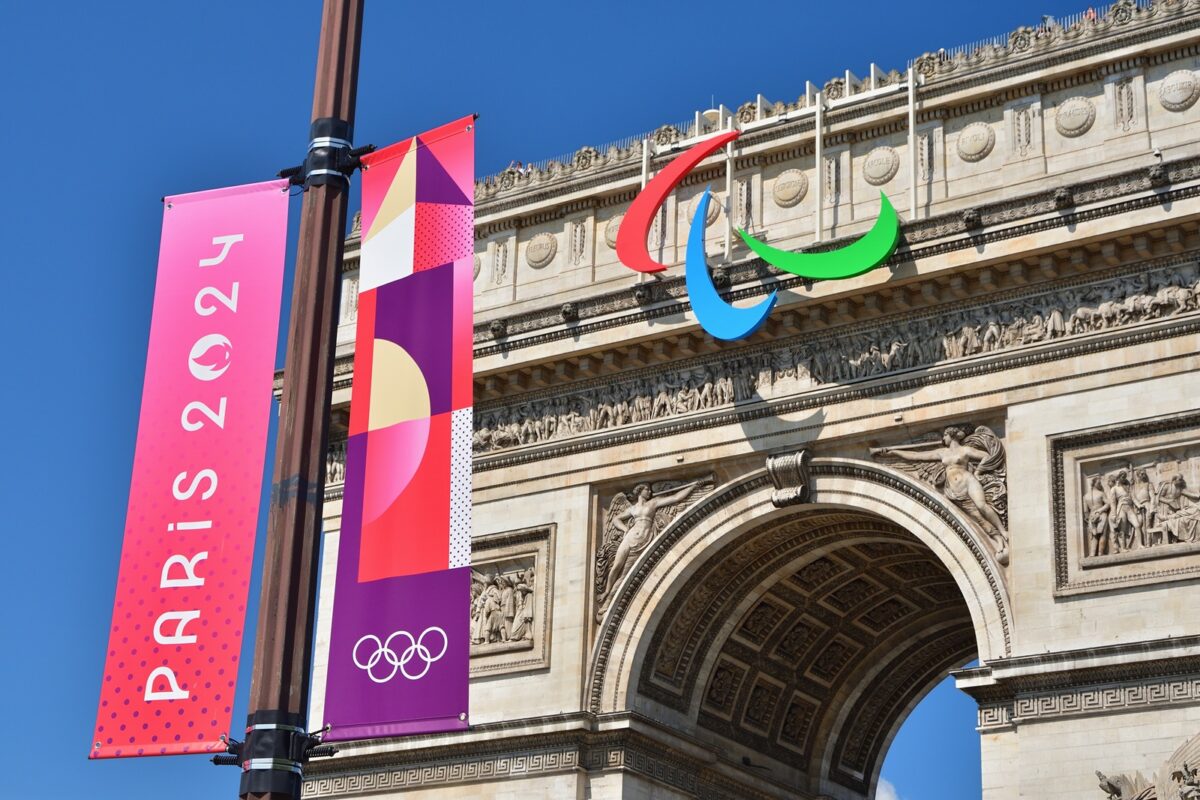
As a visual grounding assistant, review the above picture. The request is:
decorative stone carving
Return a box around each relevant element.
[772,169,808,208]
[735,178,752,230]
[687,192,721,227]
[525,232,557,269]
[594,475,715,618]
[823,78,845,101]
[767,448,812,507]
[468,526,554,676]
[823,155,840,204]
[918,132,934,181]
[863,146,900,185]
[604,214,623,248]
[1056,97,1097,137]
[1096,770,1155,799]
[473,262,1200,458]
[569,218,587,266]
[1012,105,1034,157]
[488,318,506,339]
[1159,69,1200,113]
[492,240,508,285]
[573,146,600,170]
[1096,731,1200,799]
[1114,77,1136,132]
[325,437,346,486]
[1078,443,1200,563]
[957,122,995,162]
[1055,187,1075,210]
[871,425,1010,565]
[472,254,481,281]
[652,125,681,147]
[736,102,757,124]
[560,302,579,323]
[1052,412,1200,596]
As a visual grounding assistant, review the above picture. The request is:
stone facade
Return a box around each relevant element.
[292,3,1200,797]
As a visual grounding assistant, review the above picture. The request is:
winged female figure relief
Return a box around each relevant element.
[594,475,715,620]
[870,425,1009,566]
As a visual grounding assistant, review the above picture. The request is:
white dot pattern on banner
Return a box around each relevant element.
[448,407,473,569]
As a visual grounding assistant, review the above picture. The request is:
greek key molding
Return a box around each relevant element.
[978,676,1200,731]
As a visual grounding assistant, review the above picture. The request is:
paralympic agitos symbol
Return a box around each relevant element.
[616,130,901,341]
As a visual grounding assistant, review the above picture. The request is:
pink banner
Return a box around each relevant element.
[91,180,289,759]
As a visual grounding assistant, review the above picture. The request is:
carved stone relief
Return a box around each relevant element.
[1079,444,1200,564]
[957,122,996,163]
[1052,412,1200,596]
[594,475,716,619]
[772,169,808,208]
[1012,104,1035,157]
[569,219,587,266]
[1056,97,1097,138]
[1114,77,1137,132]
[1097,731,1200,799]
[469,525,555,676]
[687,192,722,227]
[525,232,557,269]
[735,178,752,230]
[823,155,840,204]
[870,424,1010,565]
[863,146,900,185]
[604,214,623,248]
[472,254,481,281]
[472,261,1200,457]
[918,132,934,181]
[492,240,508,285]
[1159,70,1200,113]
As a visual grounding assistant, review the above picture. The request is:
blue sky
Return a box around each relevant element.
[0,1,1083,796]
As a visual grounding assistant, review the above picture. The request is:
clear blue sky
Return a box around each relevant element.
[2,1,1078,797]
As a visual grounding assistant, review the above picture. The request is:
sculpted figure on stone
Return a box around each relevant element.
[595,475,715,619]
[1080,451,1200,561]
[472,264,1198,456]
[872,425,1009,565]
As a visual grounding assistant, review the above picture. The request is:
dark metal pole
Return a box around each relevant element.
[241,1,363,798]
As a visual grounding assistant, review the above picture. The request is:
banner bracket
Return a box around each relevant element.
[278,117,375,189]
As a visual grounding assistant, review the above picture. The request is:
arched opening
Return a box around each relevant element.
[589,461,1011,799]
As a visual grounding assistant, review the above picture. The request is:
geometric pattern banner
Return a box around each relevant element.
[322,116,474,741]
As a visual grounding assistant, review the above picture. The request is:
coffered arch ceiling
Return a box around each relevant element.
[636,510,977,797]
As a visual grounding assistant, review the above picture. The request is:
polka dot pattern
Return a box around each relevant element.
[414,203,473,274]
[449,407,473,569]
[92,184,287,758]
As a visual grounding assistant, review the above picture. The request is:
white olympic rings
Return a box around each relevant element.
[352,626,448,683]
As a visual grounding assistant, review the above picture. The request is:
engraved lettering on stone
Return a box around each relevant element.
[863,146,900,186]
[1080,444,1200,565]
[595,475,715,619]
[604,214,623,249]
[1159,69,1200,113]
[772,169,809,208]
[525,232,557,270]
[1056,97,1097,138]
[871,425,1010,565]
[957,122,995,163]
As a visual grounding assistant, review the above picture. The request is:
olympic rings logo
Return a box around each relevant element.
[352,627,448,683]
